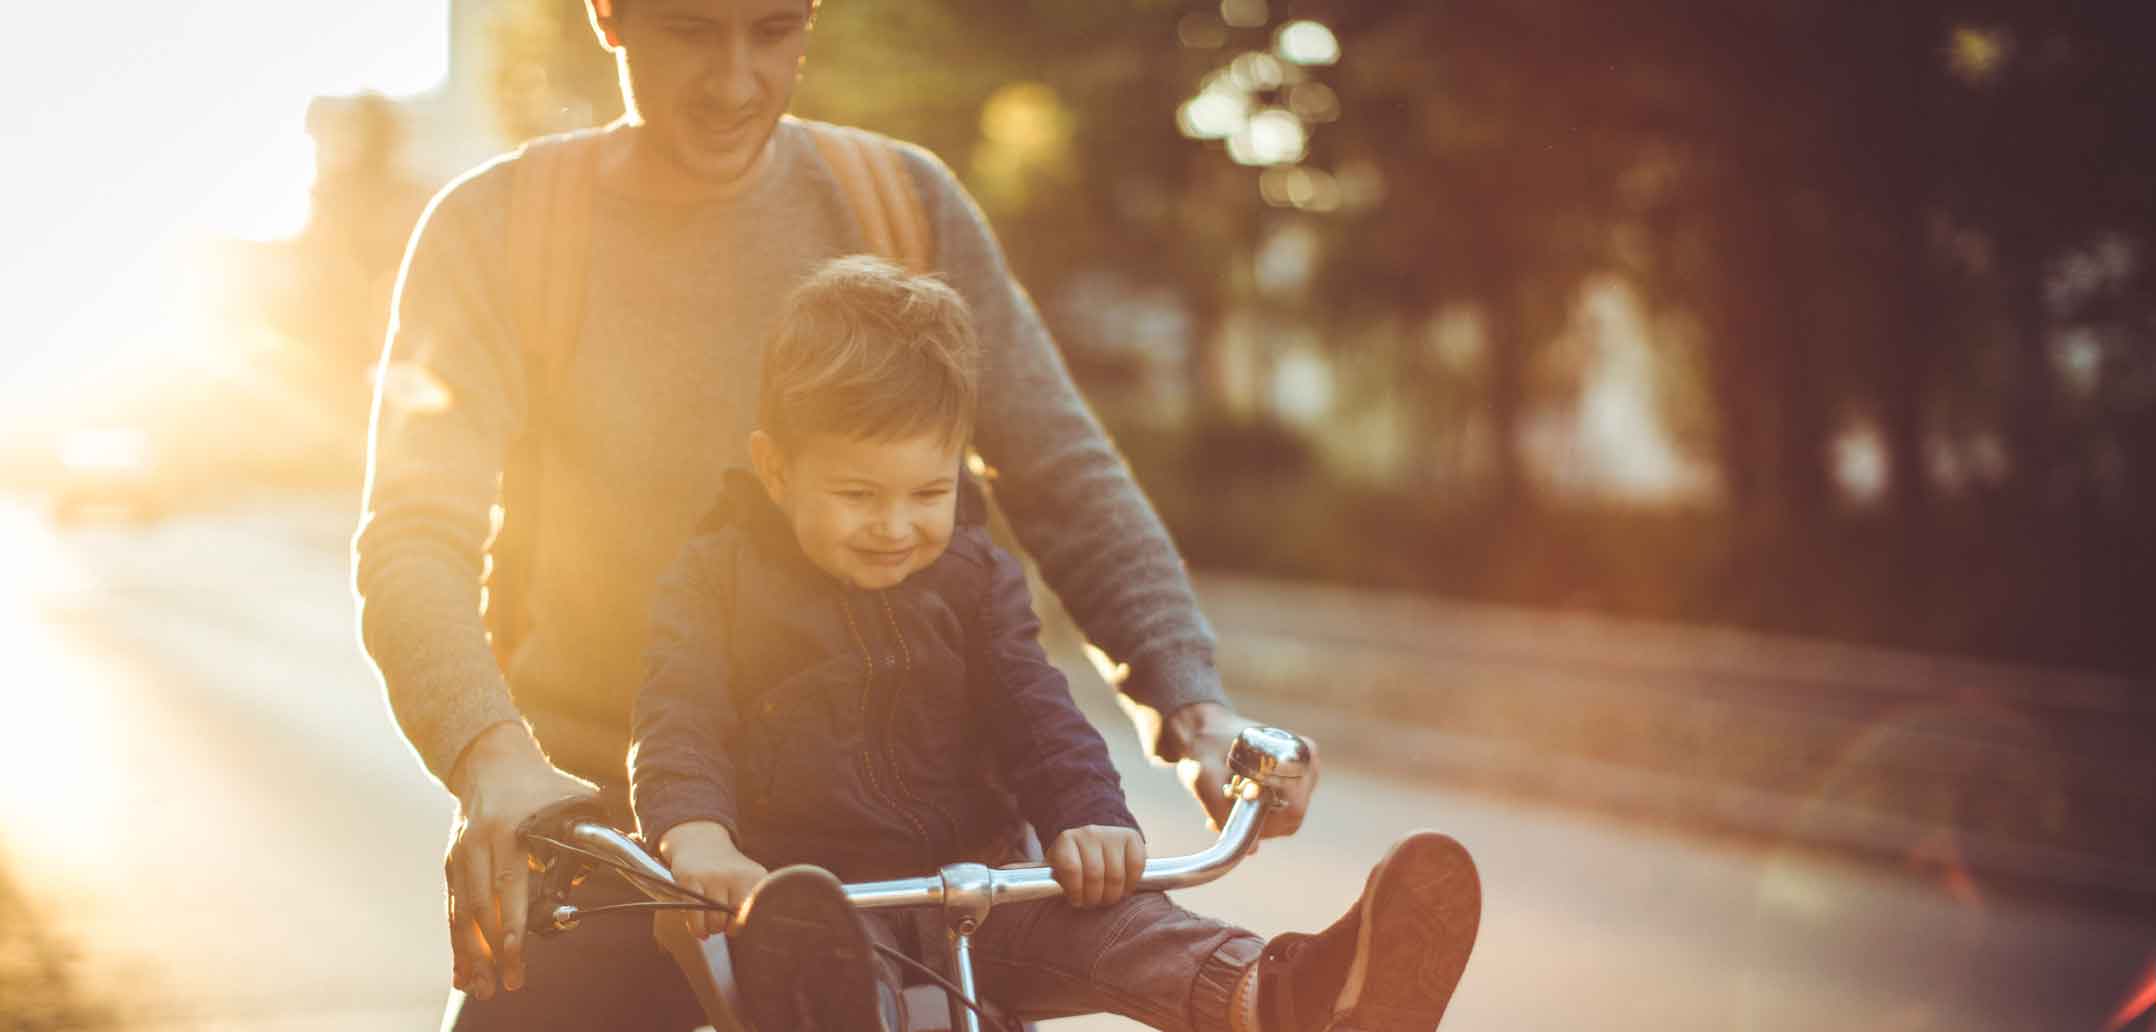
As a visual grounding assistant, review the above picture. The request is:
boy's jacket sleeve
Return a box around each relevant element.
[972,548,1141,843]
[630,533,744,848]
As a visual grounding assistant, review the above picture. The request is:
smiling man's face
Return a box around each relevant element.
[608,0,811,183]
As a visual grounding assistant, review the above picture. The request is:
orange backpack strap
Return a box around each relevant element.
[804,121,934,273]
[506,130,605,404]
[489,130,604,668]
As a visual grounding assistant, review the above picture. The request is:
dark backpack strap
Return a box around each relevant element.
[488,130,604,669]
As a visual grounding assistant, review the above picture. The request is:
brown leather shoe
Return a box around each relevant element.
[1258,832,1480,1031]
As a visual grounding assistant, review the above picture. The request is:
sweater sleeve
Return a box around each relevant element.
[628,535,746,848]
[972,547,1140,842]
[896,145,1232,751]
[351,162,530,787]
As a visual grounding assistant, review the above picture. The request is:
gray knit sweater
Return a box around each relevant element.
[353,118,1226,786]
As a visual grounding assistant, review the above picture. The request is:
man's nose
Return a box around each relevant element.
[701,36,759,110]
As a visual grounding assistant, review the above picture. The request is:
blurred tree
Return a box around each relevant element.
[488,0,622,141]
[279,93,432,446]
[468,0,2156,673]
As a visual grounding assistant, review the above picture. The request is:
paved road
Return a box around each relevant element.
[3,498,2152,1031]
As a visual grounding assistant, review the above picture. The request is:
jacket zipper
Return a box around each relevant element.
[876,593,965,849]
[838,593,937,861]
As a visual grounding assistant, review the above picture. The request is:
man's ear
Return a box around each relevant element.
[749,430,790,505]
[585,0,623,49]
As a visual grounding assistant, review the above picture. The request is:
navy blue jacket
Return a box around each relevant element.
[630,470,1138,881]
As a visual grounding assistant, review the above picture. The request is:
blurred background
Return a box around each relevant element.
[3,1,2153,1029]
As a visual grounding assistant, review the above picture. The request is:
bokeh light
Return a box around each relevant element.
[1228,108,1308,167]
[1178,81,1253,140]
[1947,24,2012,85]
[1178,12,1228,50]
[1287,81,1341,123]
[1220,0,1269,31]
[1228,51,1291,92]
[1275,20,1341,67]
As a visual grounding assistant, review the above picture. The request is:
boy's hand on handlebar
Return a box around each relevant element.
[1167,703,1319,842]
[1048,825,1147,908]
[659,821,768,938]
[446,722,598,1000]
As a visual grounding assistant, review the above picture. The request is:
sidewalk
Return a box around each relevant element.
[119,493,2156,908]
[1185,572,2156,911]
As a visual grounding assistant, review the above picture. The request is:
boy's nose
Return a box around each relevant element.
[869,510,907,542]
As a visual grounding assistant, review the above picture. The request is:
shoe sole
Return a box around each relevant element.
[731,864,884,1032]
[1330,831,1481,1031]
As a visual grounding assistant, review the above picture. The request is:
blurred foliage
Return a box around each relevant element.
[423,0,2156,674]
[489,0,622,140]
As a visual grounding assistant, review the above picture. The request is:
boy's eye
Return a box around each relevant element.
[836,489,873,501]
[914,488,952,502]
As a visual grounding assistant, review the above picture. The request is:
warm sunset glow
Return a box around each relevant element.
[2,1,447,413]
[0,506,108,852]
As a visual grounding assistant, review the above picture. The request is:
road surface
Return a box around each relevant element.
[3,498,2150,1031]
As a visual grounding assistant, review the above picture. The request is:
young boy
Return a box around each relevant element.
[629,256,1480,1031]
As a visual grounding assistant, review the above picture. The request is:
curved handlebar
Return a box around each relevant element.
[814,778,1273,913]
[535,725,1310,929]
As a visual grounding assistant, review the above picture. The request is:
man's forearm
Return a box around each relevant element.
[355,166,534,789]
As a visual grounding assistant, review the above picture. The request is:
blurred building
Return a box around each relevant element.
[393,0,518,183]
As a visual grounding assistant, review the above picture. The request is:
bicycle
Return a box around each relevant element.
[518,725,1314,1032]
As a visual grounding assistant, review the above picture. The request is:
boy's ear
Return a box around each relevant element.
[748,430,790,504]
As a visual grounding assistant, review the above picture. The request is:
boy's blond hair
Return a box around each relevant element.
[758,255,980,451]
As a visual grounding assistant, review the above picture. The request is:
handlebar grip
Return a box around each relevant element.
[517,797,620,937]
[517,795,617,848]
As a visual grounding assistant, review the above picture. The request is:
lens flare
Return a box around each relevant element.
[2101,957,2156,1032]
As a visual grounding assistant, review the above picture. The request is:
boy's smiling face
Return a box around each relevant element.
[750,429,962,590]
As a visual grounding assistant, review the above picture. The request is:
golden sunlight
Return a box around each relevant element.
[0,504,111,852]
[2,0,446,411]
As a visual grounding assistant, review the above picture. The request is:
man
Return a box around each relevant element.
[353,0,1320,1025]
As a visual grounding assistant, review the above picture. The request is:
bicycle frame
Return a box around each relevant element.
[532,726,1312,1032]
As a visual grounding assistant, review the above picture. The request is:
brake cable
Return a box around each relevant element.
[527,835,1019,1032]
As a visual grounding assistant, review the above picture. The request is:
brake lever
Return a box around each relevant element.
[517,795,617,936]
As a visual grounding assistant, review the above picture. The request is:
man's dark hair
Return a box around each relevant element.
[758,255,979,451]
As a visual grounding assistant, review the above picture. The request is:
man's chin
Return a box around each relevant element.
[662,129,769,185]
[680,146,755,183]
